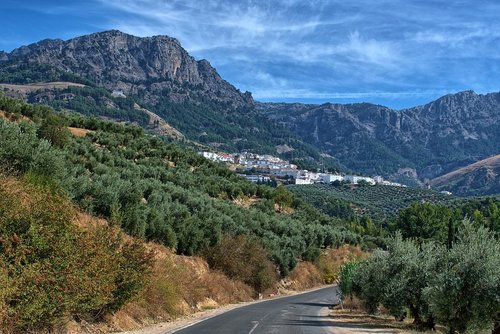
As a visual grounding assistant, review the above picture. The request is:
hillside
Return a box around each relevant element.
[430,154,500,196]
[1,30,499,195]
[0,95,361,275]
[257,91,500,188]
[0,30,341,170]
[287,184,456,220]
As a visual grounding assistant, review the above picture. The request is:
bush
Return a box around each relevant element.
[350,234,437,328]
[339,260,360,298]
[0,119,64,178]
[0,176,153,331]
[424,222,500,334]
[349,222,500,333]
[203,234,277,292]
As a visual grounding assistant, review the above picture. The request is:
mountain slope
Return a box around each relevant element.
[2,30,251,108]
[257,91,500,186]
[430,154,500,196]
[0,30,339,168]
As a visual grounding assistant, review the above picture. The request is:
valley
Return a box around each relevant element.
[0,27,498,334]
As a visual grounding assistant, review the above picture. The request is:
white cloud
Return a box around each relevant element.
[93,0,500,107]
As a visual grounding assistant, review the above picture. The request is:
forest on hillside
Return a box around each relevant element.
[1,94,499,333]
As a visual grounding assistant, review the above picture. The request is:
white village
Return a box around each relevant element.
[199,151,406,187]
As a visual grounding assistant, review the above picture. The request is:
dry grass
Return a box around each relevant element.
[0,82,85,96]
[233,195,259,208]
[316,245,367,278]
[331,297,443,334]
[68,127,91,137]
[282,261,322,291]
[99,244,253,332]
[0,110,31,122]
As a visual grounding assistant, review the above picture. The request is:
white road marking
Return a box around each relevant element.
[249,321,259,334]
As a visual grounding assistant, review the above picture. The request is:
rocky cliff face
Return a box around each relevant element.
[2,30,253,108]
[258,91,500,184]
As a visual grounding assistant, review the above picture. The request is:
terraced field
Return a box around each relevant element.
[288,184,456,219]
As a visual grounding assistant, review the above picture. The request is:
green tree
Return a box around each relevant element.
[37,112,70,148]
[424,221,500,334]
[273,185,294,212]
[395,202,455,244]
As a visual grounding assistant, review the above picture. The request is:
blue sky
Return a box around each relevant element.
[1,0,499,108]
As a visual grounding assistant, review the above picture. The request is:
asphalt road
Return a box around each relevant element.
[174,286,339,334]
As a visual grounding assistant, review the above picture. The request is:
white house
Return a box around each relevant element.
[111,90,126,98]
[320,174,343,183]
[344,175,376,185]
[238,174,271,183]
[295,178,313,185]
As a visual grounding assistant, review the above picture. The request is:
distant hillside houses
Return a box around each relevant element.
[237,174,271,183]
[199,151,234,163]
[344,175,376,185]
[199,150,406,187]
[198,151,297,169]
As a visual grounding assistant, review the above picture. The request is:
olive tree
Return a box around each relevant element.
[424,221,500,334]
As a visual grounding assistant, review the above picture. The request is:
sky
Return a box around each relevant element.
[1,0,499,109]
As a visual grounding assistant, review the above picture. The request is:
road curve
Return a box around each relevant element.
[174,286,339,334]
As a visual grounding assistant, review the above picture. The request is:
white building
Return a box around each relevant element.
[238,174,271,183]
[344,175,376,185]
[295,178,313,185]
[111,90,126,98]
[199,151,235,163]
[320,174,343,183]
[269,169,300,178]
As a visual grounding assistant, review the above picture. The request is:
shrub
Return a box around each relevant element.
[339,260,360,298]
[350,234,437,328]
[424,222,500,334]
[0,176,153,331]
[203,234,277,293]
[0,119,64,178]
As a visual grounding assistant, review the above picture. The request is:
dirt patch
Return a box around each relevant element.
[233,195,259,208]
[68,127,92,137]
[328,298,442,334]
[0,82,85,98]
[133,103,184,140]
[0,110,31,122]
[280,261,322,291]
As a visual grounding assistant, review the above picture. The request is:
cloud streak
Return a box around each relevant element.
[2,0,499,108]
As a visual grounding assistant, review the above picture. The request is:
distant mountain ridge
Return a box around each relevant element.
[430,154,500,196]
[0,30,338,170]
[1,30,499,195]
[257,90,500,189]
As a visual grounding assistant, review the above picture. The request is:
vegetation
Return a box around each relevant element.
[0,175,152,332]
[0,62,93,85]
[0,94,359,278]
[288,183,455,220]
[203,234,277,292]
[393,200,500,244]
[30,85,150,126]
[340,223,500,333]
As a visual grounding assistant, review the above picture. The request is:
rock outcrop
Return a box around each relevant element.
[2,30,253,108]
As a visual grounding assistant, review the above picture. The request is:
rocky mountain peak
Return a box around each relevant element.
[2,30,253,108]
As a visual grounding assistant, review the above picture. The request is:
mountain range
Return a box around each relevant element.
[0,30,498,196]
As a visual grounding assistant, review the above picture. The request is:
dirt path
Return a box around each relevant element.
[326,308,416,334]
